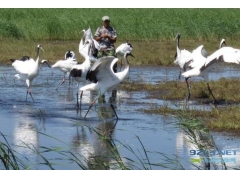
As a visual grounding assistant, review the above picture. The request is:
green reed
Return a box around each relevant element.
[1,9,240,41]
[0,126,187,170]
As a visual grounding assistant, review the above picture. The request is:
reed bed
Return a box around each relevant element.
[1,9,240,41]
[145,103,240,133]
[120,78,240,102]
[121,78,240,132]
[0,127,187,170]
[1,9,240,65]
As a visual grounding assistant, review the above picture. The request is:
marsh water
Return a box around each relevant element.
[0,64,240,170]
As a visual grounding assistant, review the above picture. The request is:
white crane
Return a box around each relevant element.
[51,50,78,90]
[69,28,101,108]
[69,55,92,108]
[182,44,240,103]
[80,51,134,119]
[11,44,50,101]
[116,40,133,71]
[79,27,100,62]
[173,33,193,101]
[174,33,192,77]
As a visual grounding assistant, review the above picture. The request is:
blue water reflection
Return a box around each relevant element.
[0,65,240,170]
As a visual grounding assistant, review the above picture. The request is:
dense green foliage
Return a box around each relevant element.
[0,8,240,41]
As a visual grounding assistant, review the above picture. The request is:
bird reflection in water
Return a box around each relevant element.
[55,84,75,102]
[13,118,39,161]
[97,93,117,121]
[72,97,119,169]
[87,121,117,170]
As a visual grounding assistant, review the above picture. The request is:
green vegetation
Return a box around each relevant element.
[0,114,236,170]
[1,9,240,65]
[120,78,240,103]
[119,78,240,133]
[145,105,240,133]
[1,8,240,170]
[0,126,188,170]
[1,9,240,41]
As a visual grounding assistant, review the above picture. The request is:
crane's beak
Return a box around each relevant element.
[41,60,51,68]
[80,29,86,34]
[40,47,45,52]
[175,33,180,40]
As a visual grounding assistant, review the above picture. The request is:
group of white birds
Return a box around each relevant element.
[14,29,239,119]
[11,27,134,120]
[174,33,240,103]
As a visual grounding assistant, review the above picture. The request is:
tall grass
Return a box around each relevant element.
[1,116,236,170]
[176,111,228,170]
[2,9,240,65]
[0,132,30,170]
[1,9,240,41]
[0,126,188,170]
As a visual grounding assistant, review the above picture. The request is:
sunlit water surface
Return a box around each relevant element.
[0,64,240,170]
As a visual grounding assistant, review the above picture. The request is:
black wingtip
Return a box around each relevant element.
[70,68,82,78]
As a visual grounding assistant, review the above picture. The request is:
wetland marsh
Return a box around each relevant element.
[1,8,240,170]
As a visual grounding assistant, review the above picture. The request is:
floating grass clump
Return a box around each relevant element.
[120,78,240,103]
[145,105,240,133]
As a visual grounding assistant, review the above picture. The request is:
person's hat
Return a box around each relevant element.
[102,16,110,21]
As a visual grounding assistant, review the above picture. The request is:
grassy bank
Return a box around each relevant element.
[1,9,240,65]
[120,78,240,103]
[1,39,240,66]
[1,9,240,41]
[119,78,240,133]
[145,105,240,134]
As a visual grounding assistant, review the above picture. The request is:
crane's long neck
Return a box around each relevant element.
[82,56,91,69]
[118,54,130,81]
[31,46,42,75]
[176,34,181,56]
[79,31,86,50]
[36,46,41,65]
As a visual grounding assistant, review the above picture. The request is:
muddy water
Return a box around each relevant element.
[0,64,240,170]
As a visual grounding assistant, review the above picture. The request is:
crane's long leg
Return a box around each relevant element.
[76,91,79,108]
[56,76,66,90]
[112,105,119,129]
[79,91,83,111]
[68,74,71,85]
[110,104,118,119]
[84,97,98,119]
[26,88,34,102]
[185,77,191,102]
[178,69,182,80]
[109,94,119,128]
[207,82,217,103]
[75,84,83,108]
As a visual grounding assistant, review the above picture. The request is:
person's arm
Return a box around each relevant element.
[94,27,101,42]
[95,35,102,42]
[95,33,116,43]
[110,27,117,43]
[107,35,116,43]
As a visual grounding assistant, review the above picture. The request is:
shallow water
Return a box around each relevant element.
[0,64,240,170]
